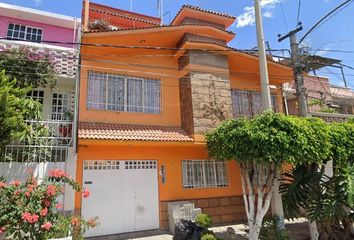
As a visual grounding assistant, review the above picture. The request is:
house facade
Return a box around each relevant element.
[284,73,354,121]
[0,3,80,211]
[77,2,293,237]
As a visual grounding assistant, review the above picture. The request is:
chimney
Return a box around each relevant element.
[83,0,90,32]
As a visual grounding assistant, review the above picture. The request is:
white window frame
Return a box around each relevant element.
[87,71,161,114]
[231,89,278,118]
[182,160,229,189]
[27,90,44,105]
[7,23,43,42]
[51,92,70,121]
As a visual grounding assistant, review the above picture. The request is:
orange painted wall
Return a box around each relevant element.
[79,48,182,126]
[75,142,243,210]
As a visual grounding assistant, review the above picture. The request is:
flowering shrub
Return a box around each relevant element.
[0,169,98,239]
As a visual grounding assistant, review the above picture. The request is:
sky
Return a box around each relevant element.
[1,0,353,88]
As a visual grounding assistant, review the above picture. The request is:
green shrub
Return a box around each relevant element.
[259,215,289,240]
[201,233,216,240]
[196,213,212,228]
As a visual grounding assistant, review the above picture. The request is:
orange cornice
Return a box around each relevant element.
[172,5,236,28]
[79,139,206,147]
[84,24,235,42]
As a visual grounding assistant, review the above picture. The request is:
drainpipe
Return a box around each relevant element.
[282,84,289,115]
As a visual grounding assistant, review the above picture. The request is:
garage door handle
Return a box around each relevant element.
[84,181,93,184]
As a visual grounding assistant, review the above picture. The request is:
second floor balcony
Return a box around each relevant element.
[0,38,77,78]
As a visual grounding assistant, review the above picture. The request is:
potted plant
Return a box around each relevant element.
[59,111,73,138]
[0,169,98,240]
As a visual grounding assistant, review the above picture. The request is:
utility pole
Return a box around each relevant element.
[254,0,285,230]
[278,25,309,117]
[254,0,272,111]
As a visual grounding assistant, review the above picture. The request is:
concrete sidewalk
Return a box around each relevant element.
[87,218,310,240]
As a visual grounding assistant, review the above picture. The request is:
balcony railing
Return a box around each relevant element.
[310,112,353,123]
[1,120,74,163]
[0,39,77,77]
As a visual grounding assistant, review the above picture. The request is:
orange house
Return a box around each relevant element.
[77,2,293,237]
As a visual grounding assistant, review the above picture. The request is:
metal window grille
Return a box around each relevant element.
[7,23,42,42]
[51,93,70,120]
[182,160,229,189]
[87,71,161,114]
[231,89,278,118]
[27,90,44,105]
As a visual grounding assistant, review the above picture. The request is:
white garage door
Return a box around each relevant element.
[82,160,159,237]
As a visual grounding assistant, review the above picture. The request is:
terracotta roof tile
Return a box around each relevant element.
[79,122,193,142]
[172,5,236,24]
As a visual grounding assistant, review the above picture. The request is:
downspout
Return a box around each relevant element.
[282,83,289,115]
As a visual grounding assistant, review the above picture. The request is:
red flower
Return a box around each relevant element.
[22,212,39,224]
[24,191,31,197]
[14,190,21,196]
[46,185,56,196]
[43,199,51,207]
[10,180,21,186]
[71,216,79,226]
[82,188,90,198]
[88,218,97,227]
[41,222,52,231]
[32,214,39,223]
[0,182,6,188]
[0,226,5,233]
[40,208,48,217]
[49,169,68,178]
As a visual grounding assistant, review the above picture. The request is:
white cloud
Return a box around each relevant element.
[34,0,42,6]
[235,0,282,28]
[263,11,273,18]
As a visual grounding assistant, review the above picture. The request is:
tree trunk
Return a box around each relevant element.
[240,162,277,240]
[309,221,319,240]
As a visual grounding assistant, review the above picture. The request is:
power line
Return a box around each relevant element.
[279,0,289,31]
[299,0,354,44]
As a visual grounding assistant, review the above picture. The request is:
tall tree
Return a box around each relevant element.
[206,112,331,239]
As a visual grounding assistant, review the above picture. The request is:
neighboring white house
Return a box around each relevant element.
[0,2,81,211]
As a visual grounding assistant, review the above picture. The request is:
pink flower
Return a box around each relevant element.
[0,182,6,188]
[14,189,21,196]
[43,199,51,207]
[0,226,5,234]
[32,214,39,223]
[46,185,56,196]
[21,212,32,223]
[21,212,39,224]
[55,203,62,209]
[24,191,31,197]
[41,222,52,231]
[40,207,48,216]
[82,188,90,198]
[10,180,21,186]
[71,216,79,226]
[49,169,68,178]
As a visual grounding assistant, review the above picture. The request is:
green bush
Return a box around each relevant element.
[259,215,289,240]
[196,213,212,228]
[201,233,216,240]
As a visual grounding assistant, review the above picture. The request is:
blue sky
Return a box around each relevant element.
[1,0,353,88]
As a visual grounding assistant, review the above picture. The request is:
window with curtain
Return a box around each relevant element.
[231,89,278,118]
[87,71,161,114]
[182,160,229,189]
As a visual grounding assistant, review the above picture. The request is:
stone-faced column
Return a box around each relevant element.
[179,50,233,135]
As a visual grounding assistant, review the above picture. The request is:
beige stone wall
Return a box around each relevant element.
[190,72,233,134]
[160,195,247,230]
